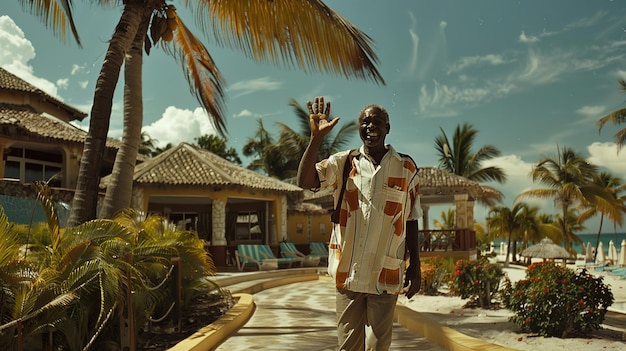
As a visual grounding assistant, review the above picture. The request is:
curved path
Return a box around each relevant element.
[217,276,447,351]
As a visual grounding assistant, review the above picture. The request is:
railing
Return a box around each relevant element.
[419,229,476,252]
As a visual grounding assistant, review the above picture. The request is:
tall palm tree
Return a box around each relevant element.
[488,202,530,267]
[597,79,626,152]
[243,118,277,175]
[577,171,626,261]
[435,123,505,206]
[516,146,607,255]
[69,0,386,226]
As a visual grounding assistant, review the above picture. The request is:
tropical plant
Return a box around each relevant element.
[242,98,358,179]
[0,182,222,350]
[17,0,81,46]
[597,79,626,151]
[516,146,610,255]
[449,257,504,308]
[577,171,626,261]
[502,262,614,338]
[487,202,530,267]
[69,0,386,226]
[195,134,242,165]
[434,123,505,206]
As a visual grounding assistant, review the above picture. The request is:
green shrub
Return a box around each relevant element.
[449,257,503,308]
[501,262,614,338]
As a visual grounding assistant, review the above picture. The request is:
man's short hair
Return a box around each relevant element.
[359,104,389,124]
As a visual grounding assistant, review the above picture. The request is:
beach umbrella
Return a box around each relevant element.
[585,242,594,263]
[619,240,626,267]
[608,240,618,263]
[521,237,571,259]
[596,241,606,264]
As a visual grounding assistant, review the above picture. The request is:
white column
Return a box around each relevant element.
[212,198,226,246]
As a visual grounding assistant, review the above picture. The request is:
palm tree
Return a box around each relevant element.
[195,134,242,164]
[597,79,626,152]
[18,0,82,46]
[516,146,607,255]
[243,98,358,179]
[435,123,505,206]
[69,0,386,226]
[488,202,529,267]
[577,171,626,261]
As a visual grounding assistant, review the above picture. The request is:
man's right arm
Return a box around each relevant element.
[297,96,339,189]
[297,137,323,189]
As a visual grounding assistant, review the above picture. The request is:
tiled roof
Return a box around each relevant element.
[0,103,122,149]
[0,67,87,121]
[119,142,302,193]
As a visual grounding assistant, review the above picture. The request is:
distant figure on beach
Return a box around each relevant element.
[297,96,422,351]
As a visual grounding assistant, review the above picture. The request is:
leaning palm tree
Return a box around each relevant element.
[69,0,386,226]
[577,171,626,261]
[597,79,626,152]
[435,123,506,206]
[516,146,608,255]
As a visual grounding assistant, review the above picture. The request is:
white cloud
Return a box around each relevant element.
[142,106,219,148]
[227,77,283,98]
[447,54,509,74]
[0,16,61,99]
[576,105,606,117]
[78,80,88,89]
[587,142,626,175]
[57,78,69,90]
[519,31,539,44]
[233,109,256,118]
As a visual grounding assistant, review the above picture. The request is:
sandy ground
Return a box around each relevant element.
[399,257,626,350]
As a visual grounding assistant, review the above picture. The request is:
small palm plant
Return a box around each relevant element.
[0,182,223,350]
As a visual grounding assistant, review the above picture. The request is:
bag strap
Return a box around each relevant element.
[331,149,359,223]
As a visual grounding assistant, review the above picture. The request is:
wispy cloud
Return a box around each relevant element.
[519,31,539,43]
[227,77,283,98]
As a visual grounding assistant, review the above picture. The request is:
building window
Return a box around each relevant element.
[3,147,62,187]
[236,212,261,241]
[169,212,198,231]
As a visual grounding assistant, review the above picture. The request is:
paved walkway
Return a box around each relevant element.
[217,276,447,351]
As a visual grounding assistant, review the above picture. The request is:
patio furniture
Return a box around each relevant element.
[309,242,329,265]
[235,244,302,271]
[280,242,321,267]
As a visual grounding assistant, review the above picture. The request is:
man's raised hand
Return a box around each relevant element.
[306,96,339,137]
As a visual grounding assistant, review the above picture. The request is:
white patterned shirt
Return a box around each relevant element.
[315,145,422,294]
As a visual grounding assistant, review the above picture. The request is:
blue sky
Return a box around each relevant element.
[2,0,626,233]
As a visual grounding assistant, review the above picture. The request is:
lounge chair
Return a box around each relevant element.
[235,244,302,271]
[309,242,329,265]
[280,242,321,267]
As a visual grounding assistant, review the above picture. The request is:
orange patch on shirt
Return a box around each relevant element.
[378,268,400,285]
[387,177,407,191]
[346,189,359,211]
[384,201,402,217]
[403,160,417,173]
[336,271,348,288]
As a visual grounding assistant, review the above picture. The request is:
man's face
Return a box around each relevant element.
[359,107,389,148]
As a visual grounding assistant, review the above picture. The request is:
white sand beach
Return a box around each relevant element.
[399,257,626,350]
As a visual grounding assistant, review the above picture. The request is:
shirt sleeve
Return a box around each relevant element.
[315,153,341,191]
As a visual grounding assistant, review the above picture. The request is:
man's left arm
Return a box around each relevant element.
[404,219,421,299]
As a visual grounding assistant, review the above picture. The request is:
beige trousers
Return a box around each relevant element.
[336,288,398,351]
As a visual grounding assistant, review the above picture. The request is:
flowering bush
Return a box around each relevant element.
[420,256,456,295]
[501,262,614,337]
[449,257,503,308]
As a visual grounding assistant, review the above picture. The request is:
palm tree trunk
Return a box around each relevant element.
[99,14,149,219]
[67,1,144,226]
[593,214,605,262]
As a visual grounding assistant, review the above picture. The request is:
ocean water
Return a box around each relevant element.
[492,232,626,257]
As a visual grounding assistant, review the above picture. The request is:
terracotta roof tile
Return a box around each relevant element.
[116,143,301,193]
[0,103,121,149]
[0,67,87,121]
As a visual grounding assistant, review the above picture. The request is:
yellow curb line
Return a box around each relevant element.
[395,304,518,351]
[168,293,255,351]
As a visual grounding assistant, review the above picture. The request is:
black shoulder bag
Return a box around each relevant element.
[330,149,359,223]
